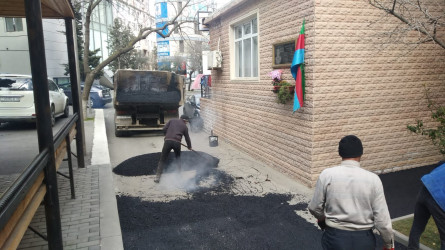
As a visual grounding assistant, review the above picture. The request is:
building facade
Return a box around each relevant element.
[155,0,212,73]
[0,17,69,84]
[203,0,445,187]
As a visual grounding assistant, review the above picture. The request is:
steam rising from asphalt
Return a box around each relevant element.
[157,153,218,192]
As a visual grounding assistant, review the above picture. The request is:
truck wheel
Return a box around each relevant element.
[115,128,124,137]
[89,97,96,108]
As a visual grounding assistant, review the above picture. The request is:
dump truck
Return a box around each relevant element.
[113,70,185,137]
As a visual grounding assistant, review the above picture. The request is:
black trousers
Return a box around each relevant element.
[155,140,181,179]
[321,227,376,250]
[408,185,445,250]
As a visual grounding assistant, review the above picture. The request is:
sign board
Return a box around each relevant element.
[198,11,210,31]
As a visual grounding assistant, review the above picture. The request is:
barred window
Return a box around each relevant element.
[5,18,23,32]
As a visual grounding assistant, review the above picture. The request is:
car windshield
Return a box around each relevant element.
[0,77,33,90]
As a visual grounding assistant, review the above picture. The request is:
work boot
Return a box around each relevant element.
[154,161,164,183]
[154,176,160,183]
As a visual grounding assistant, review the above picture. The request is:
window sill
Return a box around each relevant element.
[230,77,259,82]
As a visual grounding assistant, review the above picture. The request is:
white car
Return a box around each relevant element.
[0,74,69,126]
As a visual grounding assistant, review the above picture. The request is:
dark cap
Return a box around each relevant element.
[180,115,189,120]
[338,135,363,158]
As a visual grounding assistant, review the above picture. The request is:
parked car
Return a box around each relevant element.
[0,74,69,126]
[60,82,112,108]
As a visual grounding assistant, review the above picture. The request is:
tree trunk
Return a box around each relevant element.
[82,73,95,118]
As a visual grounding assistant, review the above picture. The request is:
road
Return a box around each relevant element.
[0,106,95,196]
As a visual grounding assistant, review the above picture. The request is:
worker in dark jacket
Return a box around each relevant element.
[154,115,192,183]
[408,162,445,249]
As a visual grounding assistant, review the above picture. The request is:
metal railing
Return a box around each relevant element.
[0,113,78,246]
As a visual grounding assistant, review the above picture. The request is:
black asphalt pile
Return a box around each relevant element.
[117,193,322,250]
[115,152,408,249]
[112,151,219,177]
[379,162,441,218]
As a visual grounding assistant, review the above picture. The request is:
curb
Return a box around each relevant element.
[392,215,433,250]
[92,109,124,250]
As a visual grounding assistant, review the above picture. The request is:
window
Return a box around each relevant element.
[5,18,23,32]
[48,80,58,92]
[233,17,258,78]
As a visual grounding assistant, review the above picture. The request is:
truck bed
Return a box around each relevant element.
[114,70,183,107]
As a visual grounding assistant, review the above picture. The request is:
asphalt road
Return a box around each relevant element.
[0,109,74,175]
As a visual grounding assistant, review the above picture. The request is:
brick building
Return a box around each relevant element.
[201,0,445,187]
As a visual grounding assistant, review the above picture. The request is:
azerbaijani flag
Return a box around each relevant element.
[291,20,305,112]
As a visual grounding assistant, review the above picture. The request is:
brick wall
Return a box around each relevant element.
[202,0,445,187]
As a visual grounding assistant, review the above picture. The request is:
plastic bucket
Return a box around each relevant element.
[209,130,218,147]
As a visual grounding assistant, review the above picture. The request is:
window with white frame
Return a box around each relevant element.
[5,18,23,32]
[234,16,258,78]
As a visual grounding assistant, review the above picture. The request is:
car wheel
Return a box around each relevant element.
[62,104,69,118]
[89,97,96,108]
[51,106,56,127]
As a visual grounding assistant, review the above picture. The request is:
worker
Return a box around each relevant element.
[408,162,445,250]
[308,135,394,250]
[154,115,192,183]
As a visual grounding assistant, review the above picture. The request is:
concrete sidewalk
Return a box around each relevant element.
[18,109,123,250]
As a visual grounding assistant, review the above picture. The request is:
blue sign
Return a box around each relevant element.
[156,22,169,38]
[157,52,170,57]
[155,2,168,19]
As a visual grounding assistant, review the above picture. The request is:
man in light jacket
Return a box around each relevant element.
[308,135,394,250]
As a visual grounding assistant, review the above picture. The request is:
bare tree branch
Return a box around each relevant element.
[369,0,445,49]
[80,0,192,117]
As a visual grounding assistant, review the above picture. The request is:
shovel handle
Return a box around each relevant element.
[180,143,202,156]
[180,142,194,151]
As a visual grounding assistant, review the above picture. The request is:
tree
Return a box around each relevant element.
[79,0,192,118]
[407,85,445,155]
[185,40,209,90]
[369,0,445,49]
[63,2,84,80]
[149,46,158,70]
[64,2,103,81]
[369,0,445,155]
[107,18,138,72]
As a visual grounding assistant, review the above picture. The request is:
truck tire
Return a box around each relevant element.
[115,129,124,137]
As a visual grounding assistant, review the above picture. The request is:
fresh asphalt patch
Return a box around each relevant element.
[380,161,442,218]
[114,153,413,249]
[112,151,219,177]
[117,193,320,250]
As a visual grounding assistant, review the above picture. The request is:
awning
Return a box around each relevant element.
[0,0,74,18]
[191,74,212,90]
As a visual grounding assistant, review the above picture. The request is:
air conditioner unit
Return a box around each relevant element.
[207,50,222,69]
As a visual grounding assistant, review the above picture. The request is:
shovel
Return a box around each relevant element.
[180,143,219,167]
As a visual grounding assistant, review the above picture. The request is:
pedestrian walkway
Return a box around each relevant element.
[18,109,123,250]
